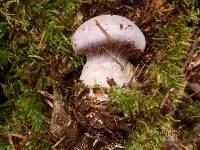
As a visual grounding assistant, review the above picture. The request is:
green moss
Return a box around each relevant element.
[145,18,192,92]
[108,87,159,117]
[178,101,200,124]
[0,138,11,150]
[0,0,84,148]
[108,1,199,149]
[108,87,167,149]
[14,91,48,132]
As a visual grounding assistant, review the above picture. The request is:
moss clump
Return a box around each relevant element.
[145,17,193,92]
[0,0,85,148]
[108,87,159,118]
[108,86,167,150]
[0,138,11,150]
[108,1,199,149]
[178,101,200,125]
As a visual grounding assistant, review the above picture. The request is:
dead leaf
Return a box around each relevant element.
[107,78,117,87]
[93,87,104,97]
[73,10,84,26]
[152,0,165,12]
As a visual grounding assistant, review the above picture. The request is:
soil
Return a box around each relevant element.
[69,88,131,150]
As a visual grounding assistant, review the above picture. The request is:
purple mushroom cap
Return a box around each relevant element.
[71,14,146,88]
[72,14,146,59]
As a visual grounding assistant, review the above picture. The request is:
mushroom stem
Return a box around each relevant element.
[80,53,131,88]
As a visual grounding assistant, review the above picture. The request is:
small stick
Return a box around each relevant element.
[95,20,112,42]
[136,61,148,79]
[129,64,139,85]
[189,89,200,98]
[88,103,107,110]
[151,37,171,40]
[123,5,134,11]
[52,135,66,149]
[7,134,16,150]
[71,107,79,122]
[37,91,54,108]
[8,133,27,139]
[28,55,45,61]
[102,46,124,70]
[34,111,51,124]
[144,0,150,13]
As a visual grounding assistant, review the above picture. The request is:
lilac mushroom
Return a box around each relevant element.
[72,14,146,88]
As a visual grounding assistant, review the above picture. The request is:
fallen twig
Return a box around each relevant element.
[37,90,54,108]
[28,55,45,61]
[7,134,16,150]
[102,46,125,70]
[136,61,148,79]
[52,135,66,149]
[8,133,27,140]
[95,20,112,42]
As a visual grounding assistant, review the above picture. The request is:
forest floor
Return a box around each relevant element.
[0,0,199,150]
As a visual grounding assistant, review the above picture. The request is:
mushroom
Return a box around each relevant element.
[72,14,146,88]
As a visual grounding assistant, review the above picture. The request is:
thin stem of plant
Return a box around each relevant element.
[7,134,16,150]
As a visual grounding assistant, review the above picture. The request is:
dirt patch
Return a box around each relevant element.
[39,85,131,150]
[69,89,131,149]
